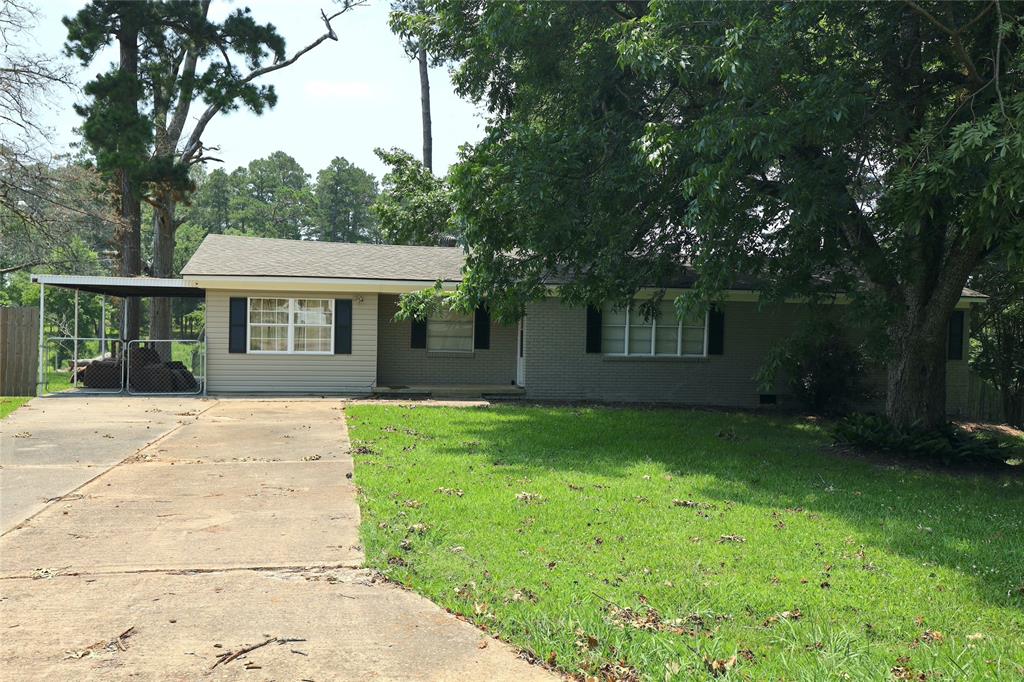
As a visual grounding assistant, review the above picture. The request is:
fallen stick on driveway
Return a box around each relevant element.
[211,637,307,669]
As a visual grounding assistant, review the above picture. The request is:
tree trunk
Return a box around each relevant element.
[149,191,177,355]
[418,46,432,173]
[885,307,950,430]
[117,25,142,342]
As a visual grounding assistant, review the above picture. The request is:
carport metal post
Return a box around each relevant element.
[72,289,79,387]
[36,281,45,396]
[100,295,106,356]
[202,292,208,397]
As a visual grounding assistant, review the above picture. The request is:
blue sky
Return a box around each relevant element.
[33,0,485,180]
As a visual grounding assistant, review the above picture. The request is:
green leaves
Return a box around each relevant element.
[371,148,456,246]
[174,154,379,250]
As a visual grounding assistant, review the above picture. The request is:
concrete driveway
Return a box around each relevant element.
[0,396,211,534]
[0,398,553,681]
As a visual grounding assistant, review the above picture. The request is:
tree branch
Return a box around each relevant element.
[165,47,200,147]
[180,1,365,164]
[836,197,899,297]
[904,0,985,85]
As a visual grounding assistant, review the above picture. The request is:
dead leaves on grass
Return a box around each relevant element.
[672,499,713,509]
[575,629,600,653]
[516,491,544,504]
[504,588,539,604]
[762,609,802,627]
[435,487,464,497]
[703,654,738,677]
[604,603,713,638]
[595,660,642,682]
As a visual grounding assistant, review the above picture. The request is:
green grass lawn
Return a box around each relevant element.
[347,405,1024,681]
[0,396,30,419]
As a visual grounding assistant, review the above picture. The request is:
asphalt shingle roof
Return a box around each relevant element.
[181,234,986,298]
[181,234,467,281]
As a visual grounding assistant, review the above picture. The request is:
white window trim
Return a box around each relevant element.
[247,297,335,355]
[605,302,709,358]
[426,310,475,354]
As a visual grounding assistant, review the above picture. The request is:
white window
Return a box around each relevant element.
[602,300,707,357]
[427,309,474,352]
[248,297,334,353]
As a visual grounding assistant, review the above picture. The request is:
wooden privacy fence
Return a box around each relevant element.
[964,371,1006,424]
[0,306,39,396]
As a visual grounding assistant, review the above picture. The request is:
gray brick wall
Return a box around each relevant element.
[521,298,802,406]
[521,297,973,413]
[376,294,518,386]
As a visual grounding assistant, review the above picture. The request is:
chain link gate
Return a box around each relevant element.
[125,339,205,395]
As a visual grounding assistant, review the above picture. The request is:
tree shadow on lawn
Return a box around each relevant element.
[424,405,1024,610]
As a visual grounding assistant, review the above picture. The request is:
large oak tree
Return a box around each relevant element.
[403,0,1024,430]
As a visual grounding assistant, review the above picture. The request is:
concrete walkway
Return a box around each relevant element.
[0,399,554,681]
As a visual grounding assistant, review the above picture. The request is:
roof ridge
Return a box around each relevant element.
[204,233,462,252]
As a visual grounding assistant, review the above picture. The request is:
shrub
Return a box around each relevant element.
[833,413,1019,466]
[758,320,869,414]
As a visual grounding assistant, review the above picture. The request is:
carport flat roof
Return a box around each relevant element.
[30,274,205,298]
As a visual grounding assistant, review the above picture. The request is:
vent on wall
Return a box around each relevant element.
[758,394,778,406]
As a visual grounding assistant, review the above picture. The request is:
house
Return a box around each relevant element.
[174,234,983,412]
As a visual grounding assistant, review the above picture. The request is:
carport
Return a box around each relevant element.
[29,275,206,397]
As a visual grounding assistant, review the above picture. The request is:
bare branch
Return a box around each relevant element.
[180,1,365,164]
[164,48,200,146]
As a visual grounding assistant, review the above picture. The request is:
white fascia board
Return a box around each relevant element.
[31,274,194,288]
[184,275,460,294]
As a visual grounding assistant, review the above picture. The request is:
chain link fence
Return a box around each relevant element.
[42,337,124,394]
[42,337,204,395]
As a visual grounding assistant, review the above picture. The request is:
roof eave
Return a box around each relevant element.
[183,274,462,294]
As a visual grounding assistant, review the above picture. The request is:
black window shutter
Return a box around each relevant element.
[947,310,964,360]
[411,318,427,349]
[474,305,491,349]
[229,297,247,353]
[334,299,352,354]
[708,306,725,355]
[585,305,602,353]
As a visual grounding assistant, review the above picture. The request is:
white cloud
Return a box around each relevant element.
[304,80,374,99]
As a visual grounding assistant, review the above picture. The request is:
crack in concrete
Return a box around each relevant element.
[1,401,219,538]
[0,562,369,582]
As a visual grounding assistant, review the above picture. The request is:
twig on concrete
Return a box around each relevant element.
[211,638,274,668]
[211,637,308,668]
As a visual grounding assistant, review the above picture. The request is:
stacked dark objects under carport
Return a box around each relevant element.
[76,345,198,393]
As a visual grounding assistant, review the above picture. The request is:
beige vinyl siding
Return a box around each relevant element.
[206,289,377,394]
[944,307,972,417]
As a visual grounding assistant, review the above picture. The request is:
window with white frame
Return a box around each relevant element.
[249,297,333,353]
[602,300,707,356]
[427,309,474,352]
